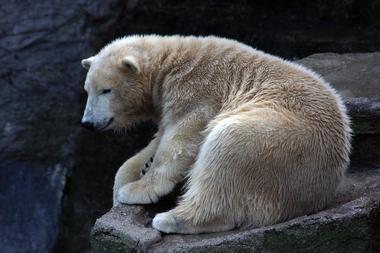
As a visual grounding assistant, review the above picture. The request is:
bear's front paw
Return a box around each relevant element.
[116,181,159,204]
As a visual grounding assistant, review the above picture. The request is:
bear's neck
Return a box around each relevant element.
[143,38,196,119]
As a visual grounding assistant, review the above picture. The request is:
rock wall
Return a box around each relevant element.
[0,1,156,253]
[0,1,379,253]
[0,1,91,252]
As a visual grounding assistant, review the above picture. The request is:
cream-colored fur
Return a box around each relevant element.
[81,35,351,234]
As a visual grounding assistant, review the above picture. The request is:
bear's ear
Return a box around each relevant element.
[121,56,140,73]
[81,57,94,70]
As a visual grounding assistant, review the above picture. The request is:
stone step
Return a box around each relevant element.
[92,169,380,253]
[91,53,380,253]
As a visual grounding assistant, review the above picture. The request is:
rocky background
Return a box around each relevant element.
[0,1,379,253]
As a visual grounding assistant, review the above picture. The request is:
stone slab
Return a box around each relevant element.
[91,169,380,253]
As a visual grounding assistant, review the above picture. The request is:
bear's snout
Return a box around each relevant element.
[81,120,94,131]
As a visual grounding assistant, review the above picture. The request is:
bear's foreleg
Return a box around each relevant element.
[113,131,161,206]
[152,108,309,233]
[116,113,204,204]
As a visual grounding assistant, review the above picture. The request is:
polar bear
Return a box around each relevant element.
[81,35,351,234]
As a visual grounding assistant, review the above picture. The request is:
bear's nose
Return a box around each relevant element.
[81,121,94,131]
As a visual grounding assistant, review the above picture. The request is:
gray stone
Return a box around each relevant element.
[0,1,92,252]
[92,170,380,253]
[0,1,155,252]
[0,162,66,253]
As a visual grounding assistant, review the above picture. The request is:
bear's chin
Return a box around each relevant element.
[109,120,143,133]
[95,117,114,131]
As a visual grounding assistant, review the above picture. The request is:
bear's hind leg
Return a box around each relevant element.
[152,211,235,234]
[152,108,308,234]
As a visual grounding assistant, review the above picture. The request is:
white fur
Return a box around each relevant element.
[82,79,113,130]
[81,35,351,234]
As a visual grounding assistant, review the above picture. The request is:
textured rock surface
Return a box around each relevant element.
[1,1,380,252]
[0,1,91,252]
[0,162,66,253]
[0,1,156,253]
[92,170,380,253]
[107,0,380,59]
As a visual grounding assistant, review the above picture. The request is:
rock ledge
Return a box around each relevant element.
[92,170,380,253]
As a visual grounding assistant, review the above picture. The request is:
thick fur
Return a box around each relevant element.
[81,35,351,234]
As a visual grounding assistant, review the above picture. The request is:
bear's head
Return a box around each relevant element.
[80,40,153,131]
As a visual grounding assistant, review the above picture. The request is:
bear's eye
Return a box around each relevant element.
[101,89,111,94]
